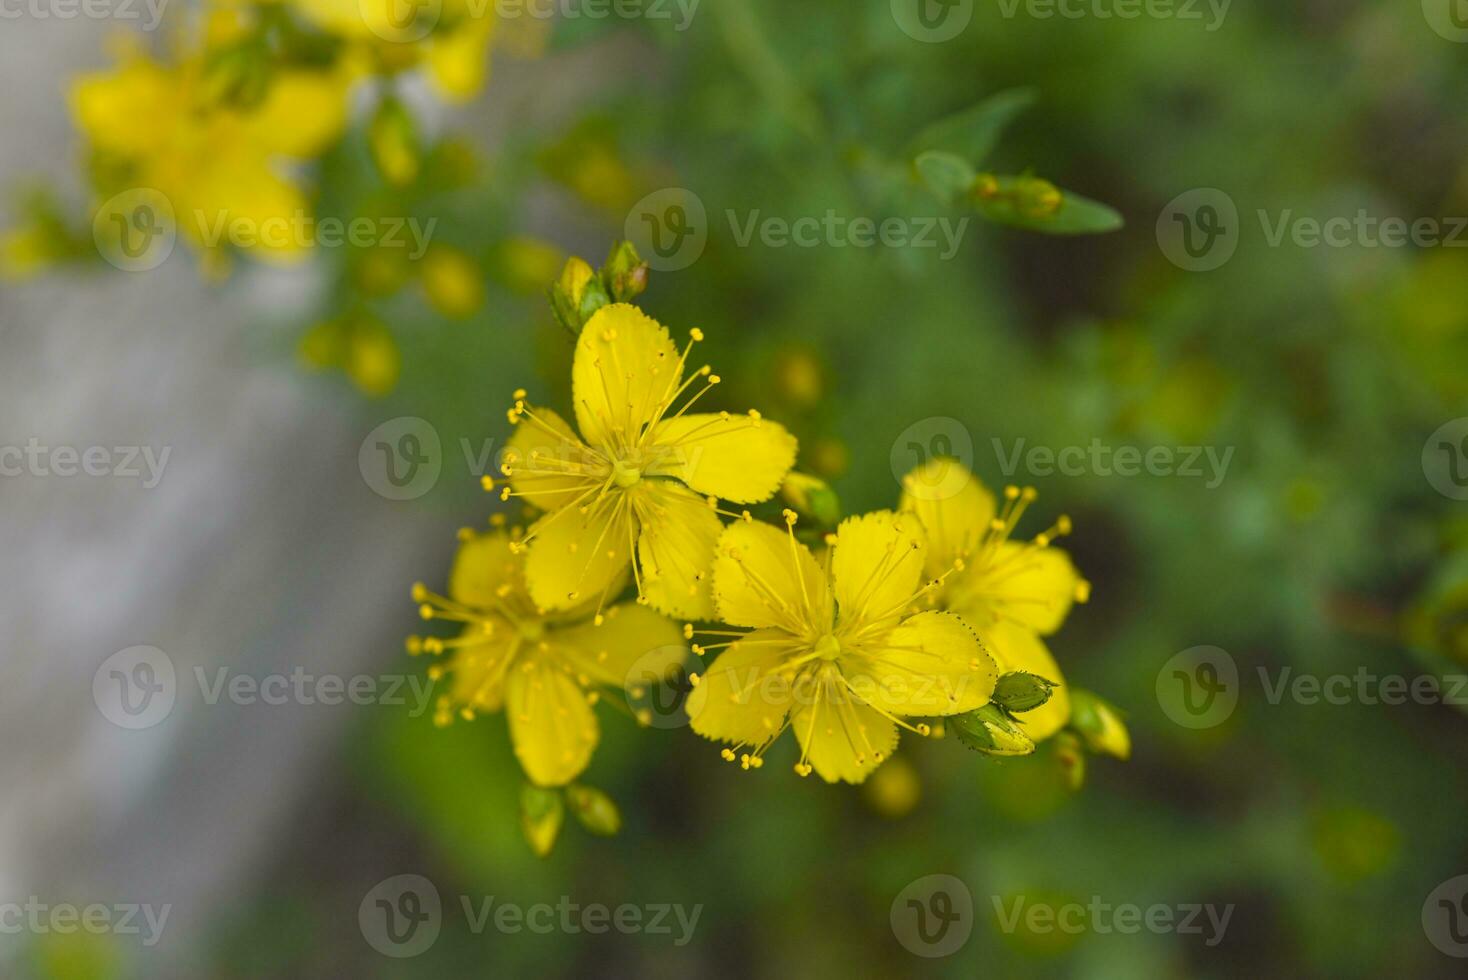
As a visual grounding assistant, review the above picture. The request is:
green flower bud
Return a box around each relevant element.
[368,96,422,188]
[992,671,1056,713]
[950,703,1036,757]
[1068,689,1130,760]
[602,240,649,303]
[565,784,622,837]
[520,784,564,858]
[780,472,842,527]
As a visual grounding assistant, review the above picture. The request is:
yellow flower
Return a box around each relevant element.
[685,510,997,784]
[899,458,1089,741]
[410,527,686,787]
[71,42,351,267]
[285,0,504,102]
[497,303,798,620]
[421,244,485,318]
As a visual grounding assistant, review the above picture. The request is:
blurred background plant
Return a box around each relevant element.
[4,0,1468,977]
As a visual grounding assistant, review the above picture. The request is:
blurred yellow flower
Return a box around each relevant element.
[421,244,485,318]
[286,0,508,102]
[862,753,921,817]
[71,41,352,267]
[686,510,997,784]
[298,311,401,396]
[900,458,1088,741]
[411,528,686,787]
[498,303,797,620]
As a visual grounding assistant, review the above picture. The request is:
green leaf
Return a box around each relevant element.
[971,176,1124,235]
[905,88,1037,166]
[993,671,1056,713]
[914,151,976,205]
[948,704,1036,757]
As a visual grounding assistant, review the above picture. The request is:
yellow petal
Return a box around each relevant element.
[428,20,494,103]
[446,624,516,712]
[956,542,1082,636]
[70,58,177,156]
[635,482,721,620]
[975,618,1071,740]
[571,304,680,451]
[177,165,313,265]
[830,511,925,631]
[792,679,898,784]
[552,601,686,688]
[686,630,797,745]
[448,530,523,608]
[899,457,996,578]
[848,610,996,717]
[504,405,599,514]
[712,519,829,632]
[523,497,632,612]
[647,412,797,504]
[505,649,598,787]
[248,70,350,158]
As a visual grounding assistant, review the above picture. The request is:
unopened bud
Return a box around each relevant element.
[565,784,622,836]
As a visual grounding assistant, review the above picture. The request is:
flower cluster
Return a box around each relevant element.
[3,0,548,395]
[409,248,1129,852]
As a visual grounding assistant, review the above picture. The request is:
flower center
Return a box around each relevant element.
[612,459,642,488]
[517,618,546,642]
[815,633,842,661]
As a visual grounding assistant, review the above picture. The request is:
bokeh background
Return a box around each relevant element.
[3,0,1468,976]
